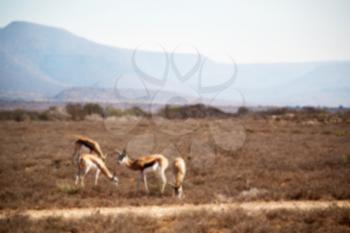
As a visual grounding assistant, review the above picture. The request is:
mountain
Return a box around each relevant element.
[0,21,131,94]
[0,21,349,106]
[235,61,350,106]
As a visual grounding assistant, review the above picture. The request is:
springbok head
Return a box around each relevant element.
[116,149,127,165]
[169,183,184,198]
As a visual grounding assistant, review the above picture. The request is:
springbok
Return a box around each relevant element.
[170,157,186,199]
[116,149,169,194]
[73,135,106,164]
[75,153,118,187]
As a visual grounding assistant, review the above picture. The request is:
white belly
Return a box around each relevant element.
[86,160,98,170]
[144,162,159,173]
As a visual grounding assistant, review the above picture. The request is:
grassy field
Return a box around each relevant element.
[0,113,349,210]
[1,208,350,233]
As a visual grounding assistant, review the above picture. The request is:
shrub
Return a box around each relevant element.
[301,106,326,114]
[82,103,104,117]
[158,104,230,119]
[237,106,249,115]
[266,107,289,115]
[56,182,79,195]
[0,109,40,121]
[335,130,346,137]
[85,114,104,121]
[124,106,149,117]
[45,106,70,121]
[13,109,31,121]
[105,107,124,117]
[38,111,50,121]
[65,103,85,120]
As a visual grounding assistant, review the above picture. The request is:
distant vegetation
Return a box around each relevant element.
[0,103,349,122]
[237,106,250,115]
[0,109,51,121]
[255,106,350,124]
[66,103,105,120]
[158,104,232,119]
[0,103,150,121]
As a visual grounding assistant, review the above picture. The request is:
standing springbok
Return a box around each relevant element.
[170,157,186,199]
[75,153,118,187]
[72,135,106,164]
[116,149,169,194]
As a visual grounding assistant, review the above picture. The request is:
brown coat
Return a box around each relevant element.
[74,135,105,160]
[127,154,167,171]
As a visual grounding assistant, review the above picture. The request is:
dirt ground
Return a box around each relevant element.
[1,201,349,220]
[0,116,349,210]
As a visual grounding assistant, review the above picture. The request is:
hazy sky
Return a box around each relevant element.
[1,0,350,63]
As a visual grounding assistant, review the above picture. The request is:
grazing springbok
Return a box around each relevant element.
[75,153,118,187]
[116,149,169,194]
[72,135,106,164]
[170,157,186,199]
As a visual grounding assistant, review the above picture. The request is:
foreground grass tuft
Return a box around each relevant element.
[56,182,79,195]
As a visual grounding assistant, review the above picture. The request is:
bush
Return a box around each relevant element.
[65,103,85,120]
[124,107,149,117]
[158,104,230,119]
[266,107,289,115]
[301,106,326,114]
[56,182,79,195]
[0,107,73,122]
[85,114,104,121]
[66,103,105,120]
[237,106,249,115]
[0,109,39,121]
[38,111,50,121]
[82,103,104,117]
[105,107,124,117]
[45,106,70,121]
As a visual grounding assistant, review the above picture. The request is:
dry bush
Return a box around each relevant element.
[123,106,150,117]
[56,182,80,195]
[261,107,291,116]
[85,114,104,121]
[0,109,46,122]
[253,107,346,124]
[105,106,124,117]
[82,103,104,117]
[158,104,231,119]
[237,106,249,116]
[66,103,105,120]
[65,103,85,120]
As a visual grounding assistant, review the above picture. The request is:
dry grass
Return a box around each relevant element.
[1,208,349,233]
[0,115,349,210]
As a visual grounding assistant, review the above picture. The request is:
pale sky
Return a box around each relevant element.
[1,0,350,63]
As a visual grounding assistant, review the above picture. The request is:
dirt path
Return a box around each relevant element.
[1,201,349,220]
